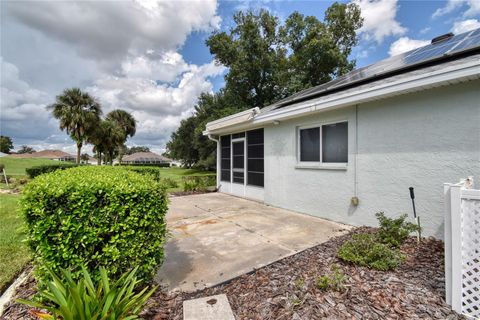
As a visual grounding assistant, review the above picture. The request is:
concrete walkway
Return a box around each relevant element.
[155,193,350,292]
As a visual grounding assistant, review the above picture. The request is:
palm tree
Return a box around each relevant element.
[105,109,136,162]
[48,88,102,163]
[106,109,136,138]
[90,120,124,165]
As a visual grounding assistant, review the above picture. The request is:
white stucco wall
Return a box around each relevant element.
[263,80,480,238]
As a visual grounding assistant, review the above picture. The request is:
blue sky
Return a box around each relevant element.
[1,0,479,153]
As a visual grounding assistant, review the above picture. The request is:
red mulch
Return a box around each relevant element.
[2,228,464,320]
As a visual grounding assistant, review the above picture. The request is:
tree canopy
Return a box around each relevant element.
[17,145,36,154]
[167,3,363,168]
[0,136,14,154]
[48,88,102,163]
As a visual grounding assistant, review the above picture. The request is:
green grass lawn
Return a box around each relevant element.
[156,167,216,192]
[0,193,30,293]
[0,158,59,176]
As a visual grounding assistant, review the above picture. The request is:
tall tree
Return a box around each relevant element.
[168,3,363,168]
[90,120,124,165]
[105,110,136,139]
[166,117,199,168]
[17,145,36,154]
[207,9,286,109]
[280,4,363,93]
[0,136,14,154]
[48,88,102,163]
[105,110,136,163]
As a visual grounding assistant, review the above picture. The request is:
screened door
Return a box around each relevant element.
[232,140,245,184]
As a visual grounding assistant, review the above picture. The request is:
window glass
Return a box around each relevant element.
[322,122,348,163]
[300,127,320,161]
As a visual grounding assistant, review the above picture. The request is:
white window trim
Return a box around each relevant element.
[297,120,348,169]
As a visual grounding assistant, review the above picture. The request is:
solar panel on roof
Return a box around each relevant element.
[273,28,480,109]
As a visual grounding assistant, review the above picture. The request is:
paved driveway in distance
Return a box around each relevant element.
[155,193,350,292]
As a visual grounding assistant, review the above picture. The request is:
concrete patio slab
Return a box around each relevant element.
[156,193,350,292]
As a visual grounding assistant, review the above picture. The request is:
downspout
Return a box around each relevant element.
[208,134,220,190]
[354,105,359,200]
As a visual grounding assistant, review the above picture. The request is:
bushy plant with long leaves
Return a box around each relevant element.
[18,267,155,320]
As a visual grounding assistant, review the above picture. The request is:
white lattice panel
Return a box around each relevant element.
[461,197,480,319]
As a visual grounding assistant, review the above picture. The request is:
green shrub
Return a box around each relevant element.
[161,177,179,189]
[21,166,168,283]
[376,212,419,248]
[26,163,79,178]
[315,264,347,291]
[337,234,405,271]
[18,266,156,320]
[182,175,216,192]
[122,166,162,182]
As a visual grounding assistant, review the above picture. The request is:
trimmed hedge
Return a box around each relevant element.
[21,166,168,283]
[122,166,162,182]
[26,163,79,178]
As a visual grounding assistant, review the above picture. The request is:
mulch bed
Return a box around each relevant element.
[3,227,464,320]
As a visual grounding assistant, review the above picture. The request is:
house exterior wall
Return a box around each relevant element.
[262,80,480,238]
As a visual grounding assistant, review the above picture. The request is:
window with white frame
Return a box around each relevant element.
[298,121,348,164]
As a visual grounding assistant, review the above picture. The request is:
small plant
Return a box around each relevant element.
[376,212,419,247]
[294,277,305,289]
[315,264,348,291]
[182,175,216,192]
[337,233,405,271]
[18,266,156,320]
[161,177,179,189]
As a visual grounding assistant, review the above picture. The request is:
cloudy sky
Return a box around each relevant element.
[1,0,479,155]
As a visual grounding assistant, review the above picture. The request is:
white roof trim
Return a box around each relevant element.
[204,58,480,135]
[204,107,259,134]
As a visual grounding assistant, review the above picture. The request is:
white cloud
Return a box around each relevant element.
[4,0,221,69]
[0,58,59,145]
[433,0,480,19]
[451,19,480,34]
[353,0,406,43]
[1,1,224,153]
[388,37,430,57]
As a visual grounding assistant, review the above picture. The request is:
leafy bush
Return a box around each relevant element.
[376,212,419,248]
[122,166,162,182]
[182,175,216,192]
[161,177,179,189]
[315,264,347,291]
[337,234,405,271]
[26,163,79,178]
[18,266,155,320]
[22,166,168,283]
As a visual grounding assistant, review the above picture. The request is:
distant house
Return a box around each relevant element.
[203,29,480,238]
[8,149,75,162]
[121,152,172,165]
